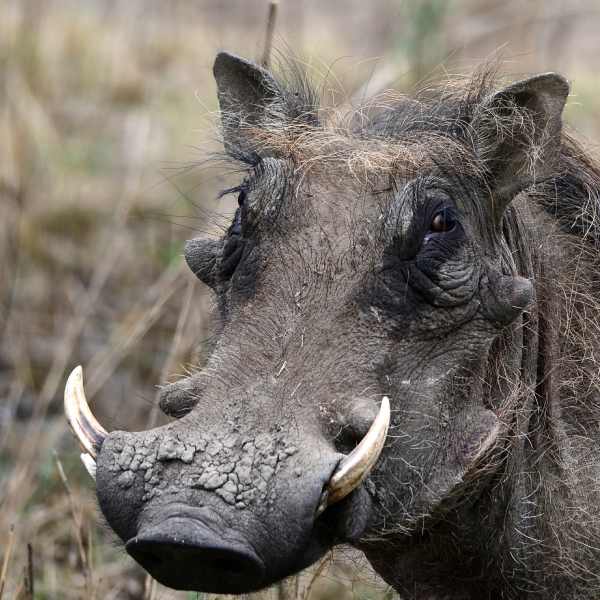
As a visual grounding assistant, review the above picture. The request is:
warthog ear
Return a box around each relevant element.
[213,52,282,161]
[473,73,569,224]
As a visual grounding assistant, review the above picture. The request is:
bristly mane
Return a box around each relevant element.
[219,54,600,249]
[218,58,599,211]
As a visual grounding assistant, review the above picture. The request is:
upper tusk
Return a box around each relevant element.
[80,452,97,481]
[64,366,107,459]
[320,396,390,513]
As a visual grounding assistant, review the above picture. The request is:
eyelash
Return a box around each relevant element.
[217,183,249,237]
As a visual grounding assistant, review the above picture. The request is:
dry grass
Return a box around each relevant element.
[0,2,393,598]
[2,1,600,598]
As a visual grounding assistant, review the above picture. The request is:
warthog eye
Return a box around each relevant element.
[429,208,456,234]
[229,206,243,236]
[227,189,247,237]
[218,187,251,278]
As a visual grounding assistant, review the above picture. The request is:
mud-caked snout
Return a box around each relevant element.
[95,425,359,593]
[65,367,388,592]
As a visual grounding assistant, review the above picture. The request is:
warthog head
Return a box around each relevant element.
[65,52,571,595]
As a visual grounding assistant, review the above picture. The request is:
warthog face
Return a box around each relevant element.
[65,52,569,594]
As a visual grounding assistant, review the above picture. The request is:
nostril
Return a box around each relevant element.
[211,556,247,575]
[125,521,265,593]
[131,541,253,574]
[134,546,164,569]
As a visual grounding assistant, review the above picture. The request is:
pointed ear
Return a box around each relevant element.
[473,73,569,222]
[213,52,282,160]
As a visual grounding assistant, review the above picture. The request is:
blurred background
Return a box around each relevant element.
[1,0,600,598]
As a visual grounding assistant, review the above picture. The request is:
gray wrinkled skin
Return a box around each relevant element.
[106,429,297,507]
[94,53,600,599]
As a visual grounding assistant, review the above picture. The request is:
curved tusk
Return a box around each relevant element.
[80,452,97,481]
[64,366,107,459]
[317,396,390,515]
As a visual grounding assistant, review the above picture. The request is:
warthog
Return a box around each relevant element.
[65,51,600,599]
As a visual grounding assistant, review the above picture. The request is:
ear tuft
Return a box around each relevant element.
[473,72,569,224]
[491,72,569,159]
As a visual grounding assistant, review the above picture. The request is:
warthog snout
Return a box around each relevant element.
[65,367,387,592]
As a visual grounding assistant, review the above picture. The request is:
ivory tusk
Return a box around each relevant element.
[64,366,107,459]
[80,452,97,481]
[317,396,390,515]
